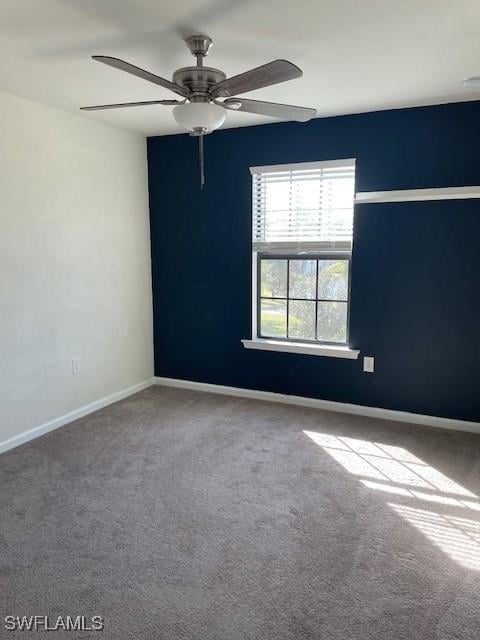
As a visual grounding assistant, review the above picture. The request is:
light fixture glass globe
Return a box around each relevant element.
[173,102,226,133]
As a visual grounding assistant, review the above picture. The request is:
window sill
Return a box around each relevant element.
[241,339,360,359]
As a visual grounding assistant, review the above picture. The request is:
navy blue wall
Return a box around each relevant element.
[148,101,480,422]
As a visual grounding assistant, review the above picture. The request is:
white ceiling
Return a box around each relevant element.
[1,0,480,136]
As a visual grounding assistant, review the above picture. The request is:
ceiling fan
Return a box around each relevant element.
[81,35,317,188]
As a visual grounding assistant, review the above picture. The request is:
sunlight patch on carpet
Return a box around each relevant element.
[304,430,480,570]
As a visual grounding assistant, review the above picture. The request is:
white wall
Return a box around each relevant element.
[0,90,154,446]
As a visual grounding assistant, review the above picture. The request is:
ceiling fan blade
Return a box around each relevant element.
[92,56,189,98]
[80,99,184,111]
[210,60,302,98]
[223,98,316,122]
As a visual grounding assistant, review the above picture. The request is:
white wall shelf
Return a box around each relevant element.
[355,186,480,204]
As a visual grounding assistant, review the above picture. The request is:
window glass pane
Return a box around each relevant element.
[289,300,316,340]
[317,260,349,301]
[261,299,287,338]
[261,260,287,298]
[317,301,347,343]
[289,260,316,299]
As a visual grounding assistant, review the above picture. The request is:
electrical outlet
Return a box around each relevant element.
[72,357,81,376]
[363,356,374,373]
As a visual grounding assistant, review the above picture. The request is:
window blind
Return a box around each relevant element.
[251,159,356,252]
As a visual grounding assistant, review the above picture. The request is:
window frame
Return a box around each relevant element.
[255,252,352,347]
[246,158,358,358]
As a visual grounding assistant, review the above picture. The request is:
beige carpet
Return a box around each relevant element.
[1,386,480,639]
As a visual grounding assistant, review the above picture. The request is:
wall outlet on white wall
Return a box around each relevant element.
[363,356,374,373]
[72,357,81,376]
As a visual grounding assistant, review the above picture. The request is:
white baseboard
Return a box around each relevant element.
[0,378,155,456]
[154,376,480,434]
[3,375,476,457]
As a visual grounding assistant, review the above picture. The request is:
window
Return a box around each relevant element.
[245,159,357,356]
[259,255,350,344]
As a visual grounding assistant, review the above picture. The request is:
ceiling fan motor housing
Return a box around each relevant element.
[172,67,226,100]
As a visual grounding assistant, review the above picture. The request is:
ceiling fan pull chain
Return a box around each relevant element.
[199,134,205,190]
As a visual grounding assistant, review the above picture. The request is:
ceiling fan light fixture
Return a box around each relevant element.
[173,102,226,134]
